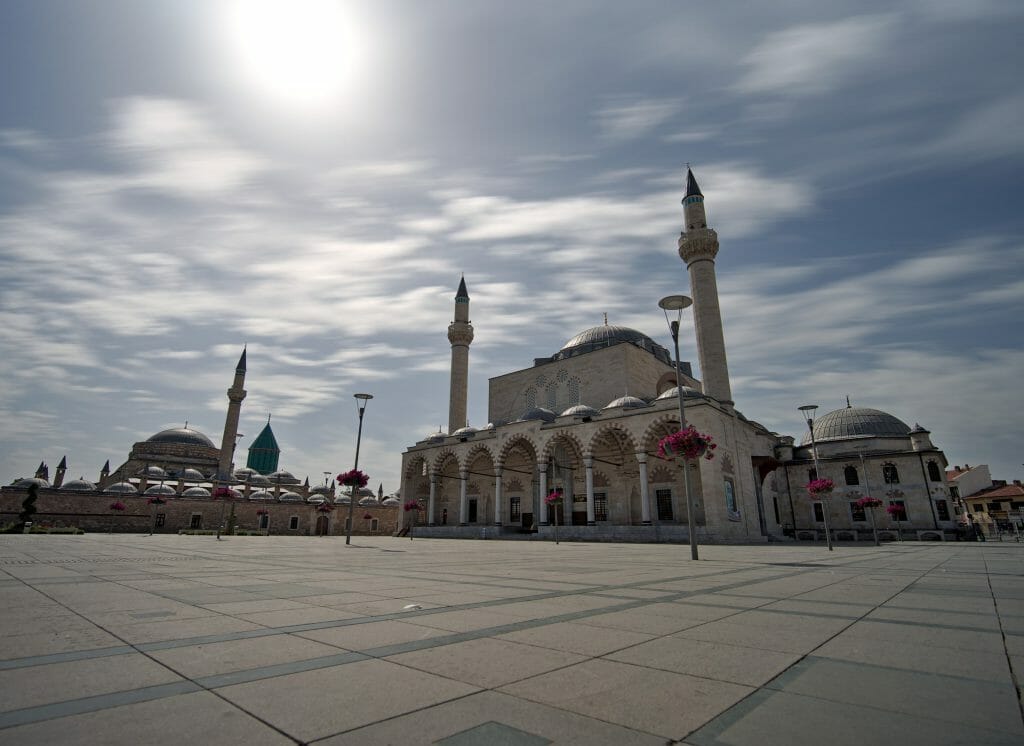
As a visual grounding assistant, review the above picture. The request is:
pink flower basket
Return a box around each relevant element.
[109,500,127,511]
[212,487,239,500]
[146,496,166,505]
[886,503,906,519]
[403,500,420,512]
[806,478,835,498]
[337,469,369,488]
[657,426,717,461]
[544,490,562,506]
[856,496,882,509]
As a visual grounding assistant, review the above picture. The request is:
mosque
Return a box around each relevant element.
[398,169,960,542]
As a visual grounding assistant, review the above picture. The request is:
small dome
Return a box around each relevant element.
[453,426,478,437]
[800,406,912,444]
[233,467,257,479]
[268,470,298,484]
[306,495,328,504]
[60,478,96,491]
[13,477,50,488]
[181,486,211,497]
[518,407,557,423]
[335,495,352,504]
[560,404,599,418]
[381,497,400,506]
[144,484,176,496]
[246,473,271,486]
[140,465,168,479]
[655,386,706,401]
[484,422,499,430]
[425,429,446,442]
[146,427,215,448]
[103,482,137,494]
[603,395,648,410]
[180,468,205,482]
[310,484,333,495]
[278,491,303,502]
[248,489,276,501]
[359,496,380,506]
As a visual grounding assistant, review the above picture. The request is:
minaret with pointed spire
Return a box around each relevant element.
[677,168,733,406]
[99,460,111,488]
[217,347,248,480]
[53,456,67,488]
[447,276,474,434]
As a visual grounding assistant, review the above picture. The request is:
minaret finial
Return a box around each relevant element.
[603,312,608,326]
[846,395,852,408]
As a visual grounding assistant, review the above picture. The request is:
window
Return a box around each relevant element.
[883,463,900,484]
[724,478,739,520]
[594,492,608,521]
[189,514,202,529]
[772,497,780,524]
[259,514,269,529]
[844,466,859,486]
[155,513,166,527]
[510,496,521,521]
[370,518,379,531]
[468,498,478,523]
[950,486,960,499]
[927,461,942,482]
[807,468,817,482]
[888,500,908,520]
[812,503,825,522]
[972,504,983,513]
[656,489,673,521]
[288,516,299,530]
[935,500,950,521]
[850,501,866,522]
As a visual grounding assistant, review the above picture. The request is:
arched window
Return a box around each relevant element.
[844,466,859,486]
[883,463,900,484]
[927,461,942,482]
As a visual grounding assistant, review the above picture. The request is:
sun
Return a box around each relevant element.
[223,0,363,108]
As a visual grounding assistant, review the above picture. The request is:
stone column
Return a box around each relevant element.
[538,463,549,525]
[637,452,652,525]
[585,457,596,526]
[458,469,469,525]
[428,473,437,526]
[494,468,503,526]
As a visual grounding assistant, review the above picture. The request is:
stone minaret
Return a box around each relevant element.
[54,455,67,488]
[447,277,474,433]
[217,348,247,480]
[677,168,733,406]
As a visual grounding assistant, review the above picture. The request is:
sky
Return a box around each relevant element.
[1,0,1022,493]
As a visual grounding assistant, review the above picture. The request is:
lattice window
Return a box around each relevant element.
[656,489,673,521]
[883,463,900,484]
[594,493,608,521]
[844,466,859,486]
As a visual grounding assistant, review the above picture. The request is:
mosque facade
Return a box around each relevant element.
[398,170,959,542]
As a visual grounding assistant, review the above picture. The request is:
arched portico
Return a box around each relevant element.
[499,435,540,530]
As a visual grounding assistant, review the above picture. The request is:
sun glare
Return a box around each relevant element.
[223,0,363,108]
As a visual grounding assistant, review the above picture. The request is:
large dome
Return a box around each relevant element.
[801,407,911,444]
[555,325,671,365]
[146,427,215,448]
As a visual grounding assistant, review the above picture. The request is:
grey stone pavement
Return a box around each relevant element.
[0,536,1021,745]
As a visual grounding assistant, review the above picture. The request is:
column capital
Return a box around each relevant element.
[537,461,548,473]
[584,456,594,469]
[635,451,648,464]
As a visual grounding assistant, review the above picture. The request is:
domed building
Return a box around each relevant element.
[399,169,954,543]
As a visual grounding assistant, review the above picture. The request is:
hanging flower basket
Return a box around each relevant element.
[886,503,906,519]
[806,478,835,498]
[363,512,374,520]
[146,496,166,505]
[212,486,239,500]
[544,490,562,506]
[657,426,716,461]
[403,500,420,512]
[316,503,335,513]
[337,469,369,488]
[856,496,883,509]
[109,500,127,512]
[255,509,268,516]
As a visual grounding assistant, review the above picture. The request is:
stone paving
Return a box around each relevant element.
[0,535,1021,745]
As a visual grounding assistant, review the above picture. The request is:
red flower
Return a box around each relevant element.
[657,426,716,461]
[363,512,374,520]
[806,479,835,497]
[886,503,906,518]
[856,496,882,508]
[316,503,334,513]
[255,509,268,515]
[403,500,420,512]
[109,501,127,511]
[212,486,239,500]
[146,496,166,505]
[337,469,369,488]
[544,490,562,506]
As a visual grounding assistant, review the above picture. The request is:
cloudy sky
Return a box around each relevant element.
[1,0,1022,492]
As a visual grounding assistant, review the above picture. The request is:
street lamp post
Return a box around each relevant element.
[659,294,699,561]
[345,393,373,546]
[799,404,833,551]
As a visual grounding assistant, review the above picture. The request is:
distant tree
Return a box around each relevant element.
[20,483,38,525]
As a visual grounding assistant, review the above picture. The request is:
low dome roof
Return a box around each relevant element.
[359,496,380,506]
[561,404,599,417]
[146,428,215,448]
[181,486,211,497]
[233,467,256,478]
[144,484,176,496]
[382,497,400,506]
[603,395,648,410]
[60,478,96,491]
[655,386,706,401]
[801,406,912,444]
[140,465,168,479]
[246,474,271,485]
[248,490,275,500]
[103,482,137,494]
[180,468,205,481]
[268,470,298,483]
[556,325,671,365]
[13,477,49,488]
[278,491,303,501]
[518,407,557,423]
[453,426,478,437]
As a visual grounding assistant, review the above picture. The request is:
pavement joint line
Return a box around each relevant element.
[983,550,1024,729]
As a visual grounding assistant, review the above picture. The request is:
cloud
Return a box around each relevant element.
[735,14,897,97]
[0,129,52,156]
[595,97,680,141]
[913,94,1024,162]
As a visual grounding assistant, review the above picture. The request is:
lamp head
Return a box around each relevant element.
[658,295,692,312]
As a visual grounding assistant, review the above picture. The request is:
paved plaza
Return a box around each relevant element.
[0,536,1021,745]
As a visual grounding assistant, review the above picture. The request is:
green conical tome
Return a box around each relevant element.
[246,420,281,475]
